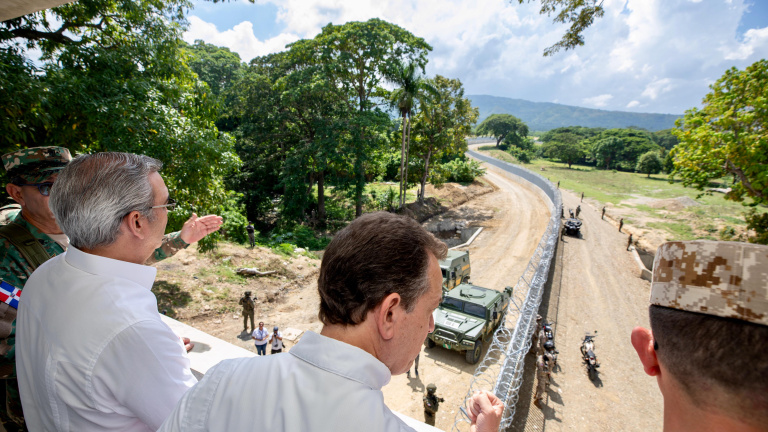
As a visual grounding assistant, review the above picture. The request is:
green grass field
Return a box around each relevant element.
[475,146,764,242]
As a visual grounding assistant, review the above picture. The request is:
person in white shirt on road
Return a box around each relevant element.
[252,321,269,355]
[17,153,197,432]
[269,326,283,354]
[159,212,504,432]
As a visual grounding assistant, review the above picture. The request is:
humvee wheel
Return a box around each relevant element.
[465,341,483,364]
[425,338,436,348]
[461,276,470,283]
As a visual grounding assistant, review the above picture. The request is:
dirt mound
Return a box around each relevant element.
[404,180,496,222]
[648,196,700,211]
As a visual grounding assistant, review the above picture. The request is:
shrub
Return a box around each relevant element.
[441,158,486,183]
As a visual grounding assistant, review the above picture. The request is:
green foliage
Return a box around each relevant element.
[410,75,478,201]
[636,151,663,177]
[652,129,679,150]
[745,209,768,245]
[440,158,486,183]
[509,147,535,163]
[516,0,605,56]
[184,40,243,97]
[476,114,528,148]
[540,133,586,168]
[270,225,330,251]
[0,0,240,233]
[588,128,660,171]
[672,59,768,206]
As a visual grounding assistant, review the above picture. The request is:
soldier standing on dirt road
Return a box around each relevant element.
[239,291,255,333]
[534,354,548,406]
[619,218,624,232]
[575,205,581,218]
[601,206,606,220]
[423,383,444,426]
[627,234,633,251]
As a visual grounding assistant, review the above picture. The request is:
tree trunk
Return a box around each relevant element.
[420,148,432,204]
[317,171,326,220]
[398,115,407,208]
[355,156,364,218]
[403,116,412,207]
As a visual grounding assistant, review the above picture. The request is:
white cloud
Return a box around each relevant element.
[185,0,768,114]
[184,17,299,60]
[583,94,613,107]
[642,78,674,100]
[724,26,768,60]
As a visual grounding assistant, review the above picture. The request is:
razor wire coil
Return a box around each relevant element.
[451,142,562,431]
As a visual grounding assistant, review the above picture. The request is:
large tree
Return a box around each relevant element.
[636,151,663,177]
[411,75,478,203]
[311,18,432,217]
[541,132,585,168]
[672,59,768,206]
[476,114,528,148]
[0,0,240,232]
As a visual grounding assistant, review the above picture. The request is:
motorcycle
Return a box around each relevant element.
[580,333,599,380]
[543,322,554,341]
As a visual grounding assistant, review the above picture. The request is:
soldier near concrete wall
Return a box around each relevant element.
[544,350,556,377]
[601,206,606,220]
[534,354,548,406]
[627,234,633,251]
[631,241,768,432]
[239,291,255,333]
[531,314,543,352]
[423,383,444,426]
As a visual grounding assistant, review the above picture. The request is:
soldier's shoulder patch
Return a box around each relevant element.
[0,280,22,309]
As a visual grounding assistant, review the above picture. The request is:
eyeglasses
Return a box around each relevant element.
[150,198,177,211]
[18,182,54,197]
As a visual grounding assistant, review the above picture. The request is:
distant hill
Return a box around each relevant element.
[468,95,681,132]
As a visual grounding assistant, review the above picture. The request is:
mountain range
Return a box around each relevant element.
[467,95,682,132]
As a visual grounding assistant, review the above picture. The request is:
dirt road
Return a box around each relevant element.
[512,189,663,431]
[381,164,552,429]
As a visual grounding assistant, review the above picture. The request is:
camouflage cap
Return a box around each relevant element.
[651,240,768,326]
[2,146,72,183]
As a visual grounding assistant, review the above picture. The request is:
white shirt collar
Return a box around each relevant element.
[64,246,157,290]
[290,331,392,390]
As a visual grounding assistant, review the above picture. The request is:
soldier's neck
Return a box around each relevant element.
[21,210,63,235]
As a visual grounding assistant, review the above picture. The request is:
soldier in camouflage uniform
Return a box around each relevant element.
[631,241,768,432]
[239,291,255,333]
[423,383,444,426]
[533,354,547,406]
[0,147,223,431]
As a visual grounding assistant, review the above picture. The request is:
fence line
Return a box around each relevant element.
[451,143,561,431]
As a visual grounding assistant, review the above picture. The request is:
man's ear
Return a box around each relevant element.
[373,293,402,341]
[123,211,147,240]
[631,326,660,377]
[6,183,24,206]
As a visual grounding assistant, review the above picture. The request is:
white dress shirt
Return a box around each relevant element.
[17,247,197,432]
[159,331,416,432]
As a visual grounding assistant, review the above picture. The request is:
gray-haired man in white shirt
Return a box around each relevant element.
[160,212,504,432]
[17,153,198,431]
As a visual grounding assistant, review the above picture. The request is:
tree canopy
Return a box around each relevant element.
[672,59,768,206]
[1,0,239,235]
[476,114,528,148]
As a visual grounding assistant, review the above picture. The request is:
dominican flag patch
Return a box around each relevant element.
[0,281,21,309]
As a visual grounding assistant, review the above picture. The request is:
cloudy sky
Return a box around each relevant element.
[183,0,768,115]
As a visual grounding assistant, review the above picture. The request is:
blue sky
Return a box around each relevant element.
[183,0,768,115]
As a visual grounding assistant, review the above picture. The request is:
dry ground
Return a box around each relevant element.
[154,152,665,431]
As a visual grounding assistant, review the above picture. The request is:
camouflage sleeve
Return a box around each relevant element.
[145,231,189,265]
[0,239,30,376]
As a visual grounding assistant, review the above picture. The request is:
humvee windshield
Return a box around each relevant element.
[441,297,485,319]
